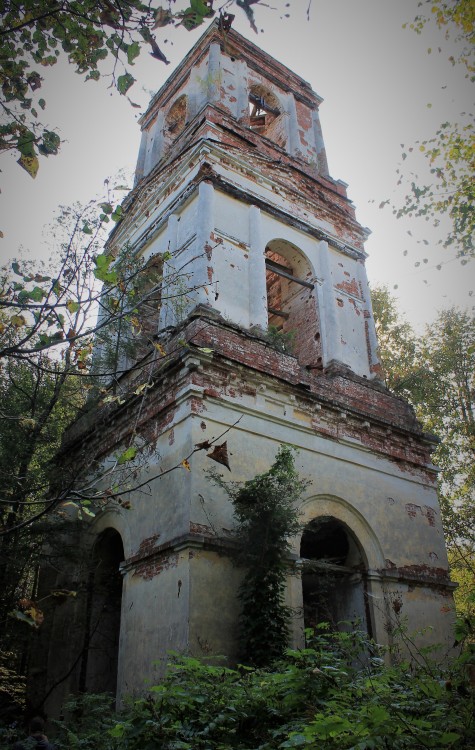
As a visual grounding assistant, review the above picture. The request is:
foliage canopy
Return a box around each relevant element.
[394,0,475,256]
[371,285,474,620]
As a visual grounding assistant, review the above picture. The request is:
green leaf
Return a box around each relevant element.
[22,286,46,302]
[117,73,135,95]
[117,446,137,465]
[82,223,93,234]
[29,286,45,302]
[17,289,31,303]
[127,41,140,65]
[93,253,114,281]
[191,0,213,15]
[439,733,461,745]
[81,506,96,518]
[38,129,60,155]
[66,299,80,313]
[17,153,39,178]
[17,131,36,157]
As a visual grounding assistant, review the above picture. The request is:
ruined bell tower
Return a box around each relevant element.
[37,19,454,715]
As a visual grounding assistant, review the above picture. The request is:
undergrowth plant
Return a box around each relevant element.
[209,445,307,666]
[41,625,475,749]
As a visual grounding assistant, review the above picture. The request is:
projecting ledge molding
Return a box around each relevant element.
[377,566,456,591]
[120,531,239,574]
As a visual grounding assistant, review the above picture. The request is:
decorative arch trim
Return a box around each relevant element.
[296,494,385,571]
[88,509,131,558]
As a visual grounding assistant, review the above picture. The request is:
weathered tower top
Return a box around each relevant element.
[135,18,330,182]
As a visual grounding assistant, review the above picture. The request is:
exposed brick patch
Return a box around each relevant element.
[397,564,449,583]
[137,534,161,555]
[336,279,360,297]
[380,563,452,589]
[422,506,437,527]
[133,551,179,581]
[405,503,421,519]
[58,314,437,492]
[190,397,206,413]
[190,522,214,536]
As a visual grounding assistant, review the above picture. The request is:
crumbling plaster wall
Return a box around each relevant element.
[111,170,378,378]
[64,347,453,700]
[136,31,325,181]
[184,378,453,655]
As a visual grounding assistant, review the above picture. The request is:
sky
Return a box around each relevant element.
[1,0,473,332]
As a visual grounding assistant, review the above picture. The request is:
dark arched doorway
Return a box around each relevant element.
[300,517,372,635]
[81,528,124,696]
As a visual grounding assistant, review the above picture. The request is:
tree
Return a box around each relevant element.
[392,0,475,256]
[418,309,475,618]
[372,285,475,619]
[210,446,306,666]
[0,352,83,719]
[370,285,421,400]
[0,189,229,716]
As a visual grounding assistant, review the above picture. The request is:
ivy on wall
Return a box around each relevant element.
[210,445,307,666]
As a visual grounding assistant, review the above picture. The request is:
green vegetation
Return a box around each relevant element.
[2,625,474,749]
[393,0,474,256]
[0,1,216,178]
[210,446,306,666]
[372,286,474,621]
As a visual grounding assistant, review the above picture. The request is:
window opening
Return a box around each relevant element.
[264,243,320,365]
[248,85,282,141]
[265,248,315,331]
[135,254,163,340]
[249,93,280,134]
[165,94,187,138]
[266,257,314,289]
[265,250,291,330]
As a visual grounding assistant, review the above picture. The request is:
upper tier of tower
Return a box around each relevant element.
[105,19,380,381]
[135,19,331,185]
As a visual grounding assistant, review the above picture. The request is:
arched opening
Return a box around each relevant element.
[81,528,124,696]
[133,253,163,351]
[265,240,321,366]
[248,84,286,147]
[164,94,187,146]
[300,517,372,635]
